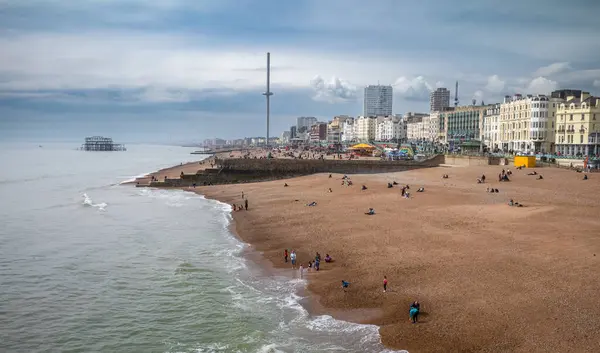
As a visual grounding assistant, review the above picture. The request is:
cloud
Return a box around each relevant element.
[435,81,445,88]
[527,77,558,94]
[392,76,433,101]
[484,75,505,93]
[534,62,571,77]
[594,80,600,88]
[310,75,357,103]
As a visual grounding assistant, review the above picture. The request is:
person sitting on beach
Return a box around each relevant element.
[417,187,424,192]
[442,174,449,179]
[404,192,410,198]
[325,254,332,263]
[584,174,588,180]
[362,185,368,190]
[388,182,393,188]
[307,260,313,271]
[307,201,317,206]
[347,180,353,186]
[393,181,399,185]
[341,280,350,291]
[329,174,332,178]
[528,171,538,176]
[481,174,486,183]
[365,208,375,215]
[494,188,499,193]
[537,175,543,180]
[508,199,524,207]
[507,169,512,175]
[477,178,483,184]
[284,183,289,187]
[328,188,333,193]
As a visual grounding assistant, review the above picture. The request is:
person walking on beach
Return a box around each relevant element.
[409,301,420,323]
[284,249,288,263]
[290,250,297,269]
[383,276,388,292]
[241,191,244,199]
[244,198,248,211]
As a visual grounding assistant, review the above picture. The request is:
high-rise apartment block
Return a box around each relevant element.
[296,116,317,133]
[363,85,393,117]
[430,88,450,112]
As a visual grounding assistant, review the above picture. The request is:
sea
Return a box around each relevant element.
[0,143,404,353]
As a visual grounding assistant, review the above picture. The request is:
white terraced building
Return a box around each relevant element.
[375,116,404,141]
[499,94,563,153]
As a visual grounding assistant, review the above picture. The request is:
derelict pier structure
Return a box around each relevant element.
[80,136,126,151]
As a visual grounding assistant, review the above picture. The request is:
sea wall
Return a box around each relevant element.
[217,156,444,174]
[139,155,444,187]
[443,155,502,166]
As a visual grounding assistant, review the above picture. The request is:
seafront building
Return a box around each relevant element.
[483,103,501,150]
[341,118,356,142]
[375,116,404,141]
[430,88,451,112]
[498,94,563,153]
[405,113,430,141]
[439,104,489,149]
[309,122,328,143]
[355,116,379,141]
[296,116,317,133]
[363,85,393,117]
[555,92,600,156]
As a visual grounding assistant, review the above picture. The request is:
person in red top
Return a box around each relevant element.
[284,249,288,263]
[383,276,388,292]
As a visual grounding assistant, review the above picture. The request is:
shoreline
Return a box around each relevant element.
[194,183,386,329]
[134,162,600,353]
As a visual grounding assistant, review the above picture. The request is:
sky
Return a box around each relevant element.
[1,0,600,143]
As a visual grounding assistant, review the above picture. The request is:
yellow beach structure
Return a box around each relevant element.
[514,155,536,168]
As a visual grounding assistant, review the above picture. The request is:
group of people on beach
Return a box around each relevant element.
[232,197,248,211]
[285,250,333,278]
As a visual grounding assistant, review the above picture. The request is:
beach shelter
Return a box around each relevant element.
[349,143,375,150]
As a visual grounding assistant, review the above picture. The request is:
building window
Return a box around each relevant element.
[594,114,596,120]
[570,114,573,121]
[582,114,585,121]
[580,135,583,144]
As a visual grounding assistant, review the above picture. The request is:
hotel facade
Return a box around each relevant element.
[555,93,600,156]
[498,94,562,153]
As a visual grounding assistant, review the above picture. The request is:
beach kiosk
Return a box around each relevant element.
[349,143,376,156]
[514,155,536,168]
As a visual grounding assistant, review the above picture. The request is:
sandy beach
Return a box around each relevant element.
[138,163,600,352]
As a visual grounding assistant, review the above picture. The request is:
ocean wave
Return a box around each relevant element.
[82,193,107,210]
[119,171,153,185]
[142,185,404,352]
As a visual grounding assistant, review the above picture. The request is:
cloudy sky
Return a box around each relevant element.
[1,0,600,143]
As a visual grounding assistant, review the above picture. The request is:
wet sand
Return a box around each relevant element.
[139,164,600,352]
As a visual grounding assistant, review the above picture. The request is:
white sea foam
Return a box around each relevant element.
[147,184,407,352]
[82,193,107,210]
[119,171,153,185]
